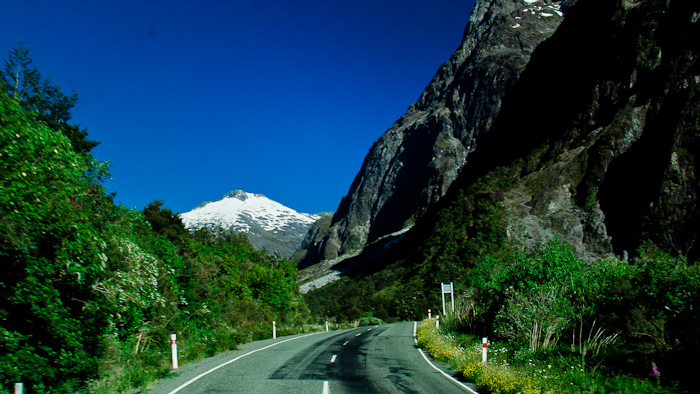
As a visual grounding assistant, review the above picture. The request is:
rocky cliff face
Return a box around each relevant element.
[300,0,699,271]
[454,0,700,261]
[298,0,577,268]
[402,0,700,266]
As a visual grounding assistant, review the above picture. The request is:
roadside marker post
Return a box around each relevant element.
[482,337,488,363]
[428,309,431,319]
[325,321,329,332]
[14,383,23,394]
[273,321,277,339]
[436,315,440,329]
[171,334,179,369]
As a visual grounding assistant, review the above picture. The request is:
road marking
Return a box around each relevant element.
[166,332,322,394]
[323,380,330,394]
[355,333,362,337]
[330,354,337,363]
[342,341,349,346]
[413,322,478,394]
[367,328,372,331]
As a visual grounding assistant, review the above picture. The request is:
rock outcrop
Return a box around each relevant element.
[298,0,577,268]
[455,0,700,261]
[300,0,699,270]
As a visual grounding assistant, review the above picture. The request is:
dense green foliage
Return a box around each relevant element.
[0,47,310,394]
[453,240,698,385]
[305,144,698,392]
[420,240,696,393]
[0,43,98,153]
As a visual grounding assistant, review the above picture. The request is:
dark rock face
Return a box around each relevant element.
[292,215,332,264]
[300,0,699,269]
[453,0,700,261]
[298,0,576,268]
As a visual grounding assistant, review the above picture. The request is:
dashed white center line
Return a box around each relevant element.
[330,354,337,363]
[323,380,329,394]
[342,341,349,346]
[355,333,362,337]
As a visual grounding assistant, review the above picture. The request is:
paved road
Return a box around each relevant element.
[147,322,478,394]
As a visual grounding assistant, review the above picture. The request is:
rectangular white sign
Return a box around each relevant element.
[441,282,455,315]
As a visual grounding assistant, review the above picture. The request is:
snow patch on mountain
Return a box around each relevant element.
[179,190,326,257]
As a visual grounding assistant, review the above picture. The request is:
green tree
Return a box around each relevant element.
[142,200,190,246]
[0,88,109,391]
[0,42,98,153]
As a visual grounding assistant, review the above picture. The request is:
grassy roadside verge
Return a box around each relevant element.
[416,319,548,394]
[415,319,678,394]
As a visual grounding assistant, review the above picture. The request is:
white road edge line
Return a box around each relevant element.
[323,380,330,394]
[330,354,337,363]
[413,322,479,394]
[167,332,322,394]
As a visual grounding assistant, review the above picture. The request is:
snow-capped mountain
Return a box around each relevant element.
[179,190,330,258]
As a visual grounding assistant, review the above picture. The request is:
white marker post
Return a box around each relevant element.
[325,321,329,332]
[273,321,277,339]
[171,334,179,369]
[428,309,432,319]
[436,315,440,329]
[14,383,23,394]
[482,337,488,364]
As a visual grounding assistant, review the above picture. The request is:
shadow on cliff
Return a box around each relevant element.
[410,0,700,262]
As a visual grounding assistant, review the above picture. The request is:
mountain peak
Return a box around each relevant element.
[221,190,264,201]
[179,190,324,257]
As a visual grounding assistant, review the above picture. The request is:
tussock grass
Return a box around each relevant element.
[416,319,677,394]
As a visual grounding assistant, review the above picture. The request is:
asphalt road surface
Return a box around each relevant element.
[147,321,478,394]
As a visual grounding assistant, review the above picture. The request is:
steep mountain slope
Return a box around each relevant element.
[303,0,699,312]
[298,0,578,268]
[304,2,699,389]
[454,0,700,262]
[180,190,327,257]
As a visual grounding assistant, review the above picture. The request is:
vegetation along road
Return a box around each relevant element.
[148,322,477,394]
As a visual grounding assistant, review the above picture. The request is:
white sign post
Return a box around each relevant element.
[273,321,277,339]
[171,334,179,369]
[441,282,455,315]
[14,383,23,394]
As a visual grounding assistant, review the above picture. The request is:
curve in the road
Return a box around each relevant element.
[155,322,478,394]
[166,332,323,394]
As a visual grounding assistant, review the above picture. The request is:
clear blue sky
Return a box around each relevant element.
[1,0,475,215]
